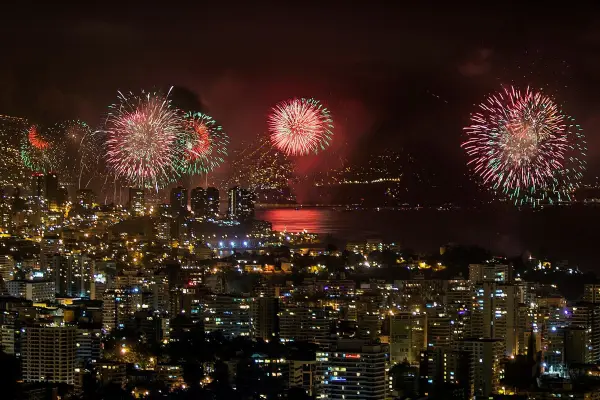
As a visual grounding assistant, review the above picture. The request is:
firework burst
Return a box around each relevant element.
[268,98,333,156]
[178,111,228,174]
[21,125,63,173]
[28,125,50,150]
[103,89,184,189]
[462,86,586,205]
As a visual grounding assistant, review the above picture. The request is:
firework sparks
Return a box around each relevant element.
[54,120,103,188]
[21,124,63,173]
[103,89,184,189]
[178,111,228,175]
[462,86,586,205]
[268,98,333,156]
[28,126,50,150]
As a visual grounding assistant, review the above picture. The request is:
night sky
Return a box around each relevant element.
[3,3,600,179]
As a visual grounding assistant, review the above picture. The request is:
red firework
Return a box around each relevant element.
[28,126,50,150]
[184,119,211,160]
[268,98,333,156]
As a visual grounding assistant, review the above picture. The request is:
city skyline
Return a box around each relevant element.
[2,4,600,400]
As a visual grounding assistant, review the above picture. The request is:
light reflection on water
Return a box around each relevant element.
[255,206,600,270]
[256,207,504,247]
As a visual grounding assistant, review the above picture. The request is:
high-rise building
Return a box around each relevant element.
[126,310,166,343]
[40,234,61,275]
[12,186,26,212]
[469,282,519,356]
[306,308,335,346]
[170,186,188,215]
[202,294,251,338]
[544,325,567,375]
[583,284,600,303]
[6,280,55,302]
[279,305,335,345]
[468,263,512,283]
[516,304,538,357]
[227,186,255,221]
[57,185,68,207]
[0,324,15,355]
[0,194,12,232]
[0,254,15,282]
[418,348,470,397]
[427,313,453,349]
[316,340,388,400]
[128,188,145,216]
[190,187,206,217]
[157,203,172,219]
[205,187,220,219]
[457,338,503,399]
[76,326,102,365]
[155,218,171,241]
[569,302,600,363]
[390,312,427,365]
[102,288,142,332]
[52,254,95,297]
[564,326,592,365]
[52,254,69,295]
[252,297,279,341]
[22,324,77,385]
[247,353,297,397]
[358,312,381,340]
[31,173,45,200]
[94,360,127,388]
[148,275,170,312]
[45,172,59,210]
[76,189,96,210]
[279,305,309,342]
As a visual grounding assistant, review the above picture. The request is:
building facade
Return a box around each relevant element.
[316,340,389,400]
[22,324,77,385]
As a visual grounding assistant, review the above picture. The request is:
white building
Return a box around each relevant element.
[6,280,55,302]
[0,324,15,354]
[316,340,388,400]
[22,324,76,385]
[0,254,15,282]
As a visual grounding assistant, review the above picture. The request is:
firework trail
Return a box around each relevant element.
[268,98,333,156]
[103,88,185,189]
[51,120,105,189]
[462,86,586,205]
[178,111,228,175]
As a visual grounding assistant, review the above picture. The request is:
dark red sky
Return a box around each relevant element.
[2,3,600,179]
